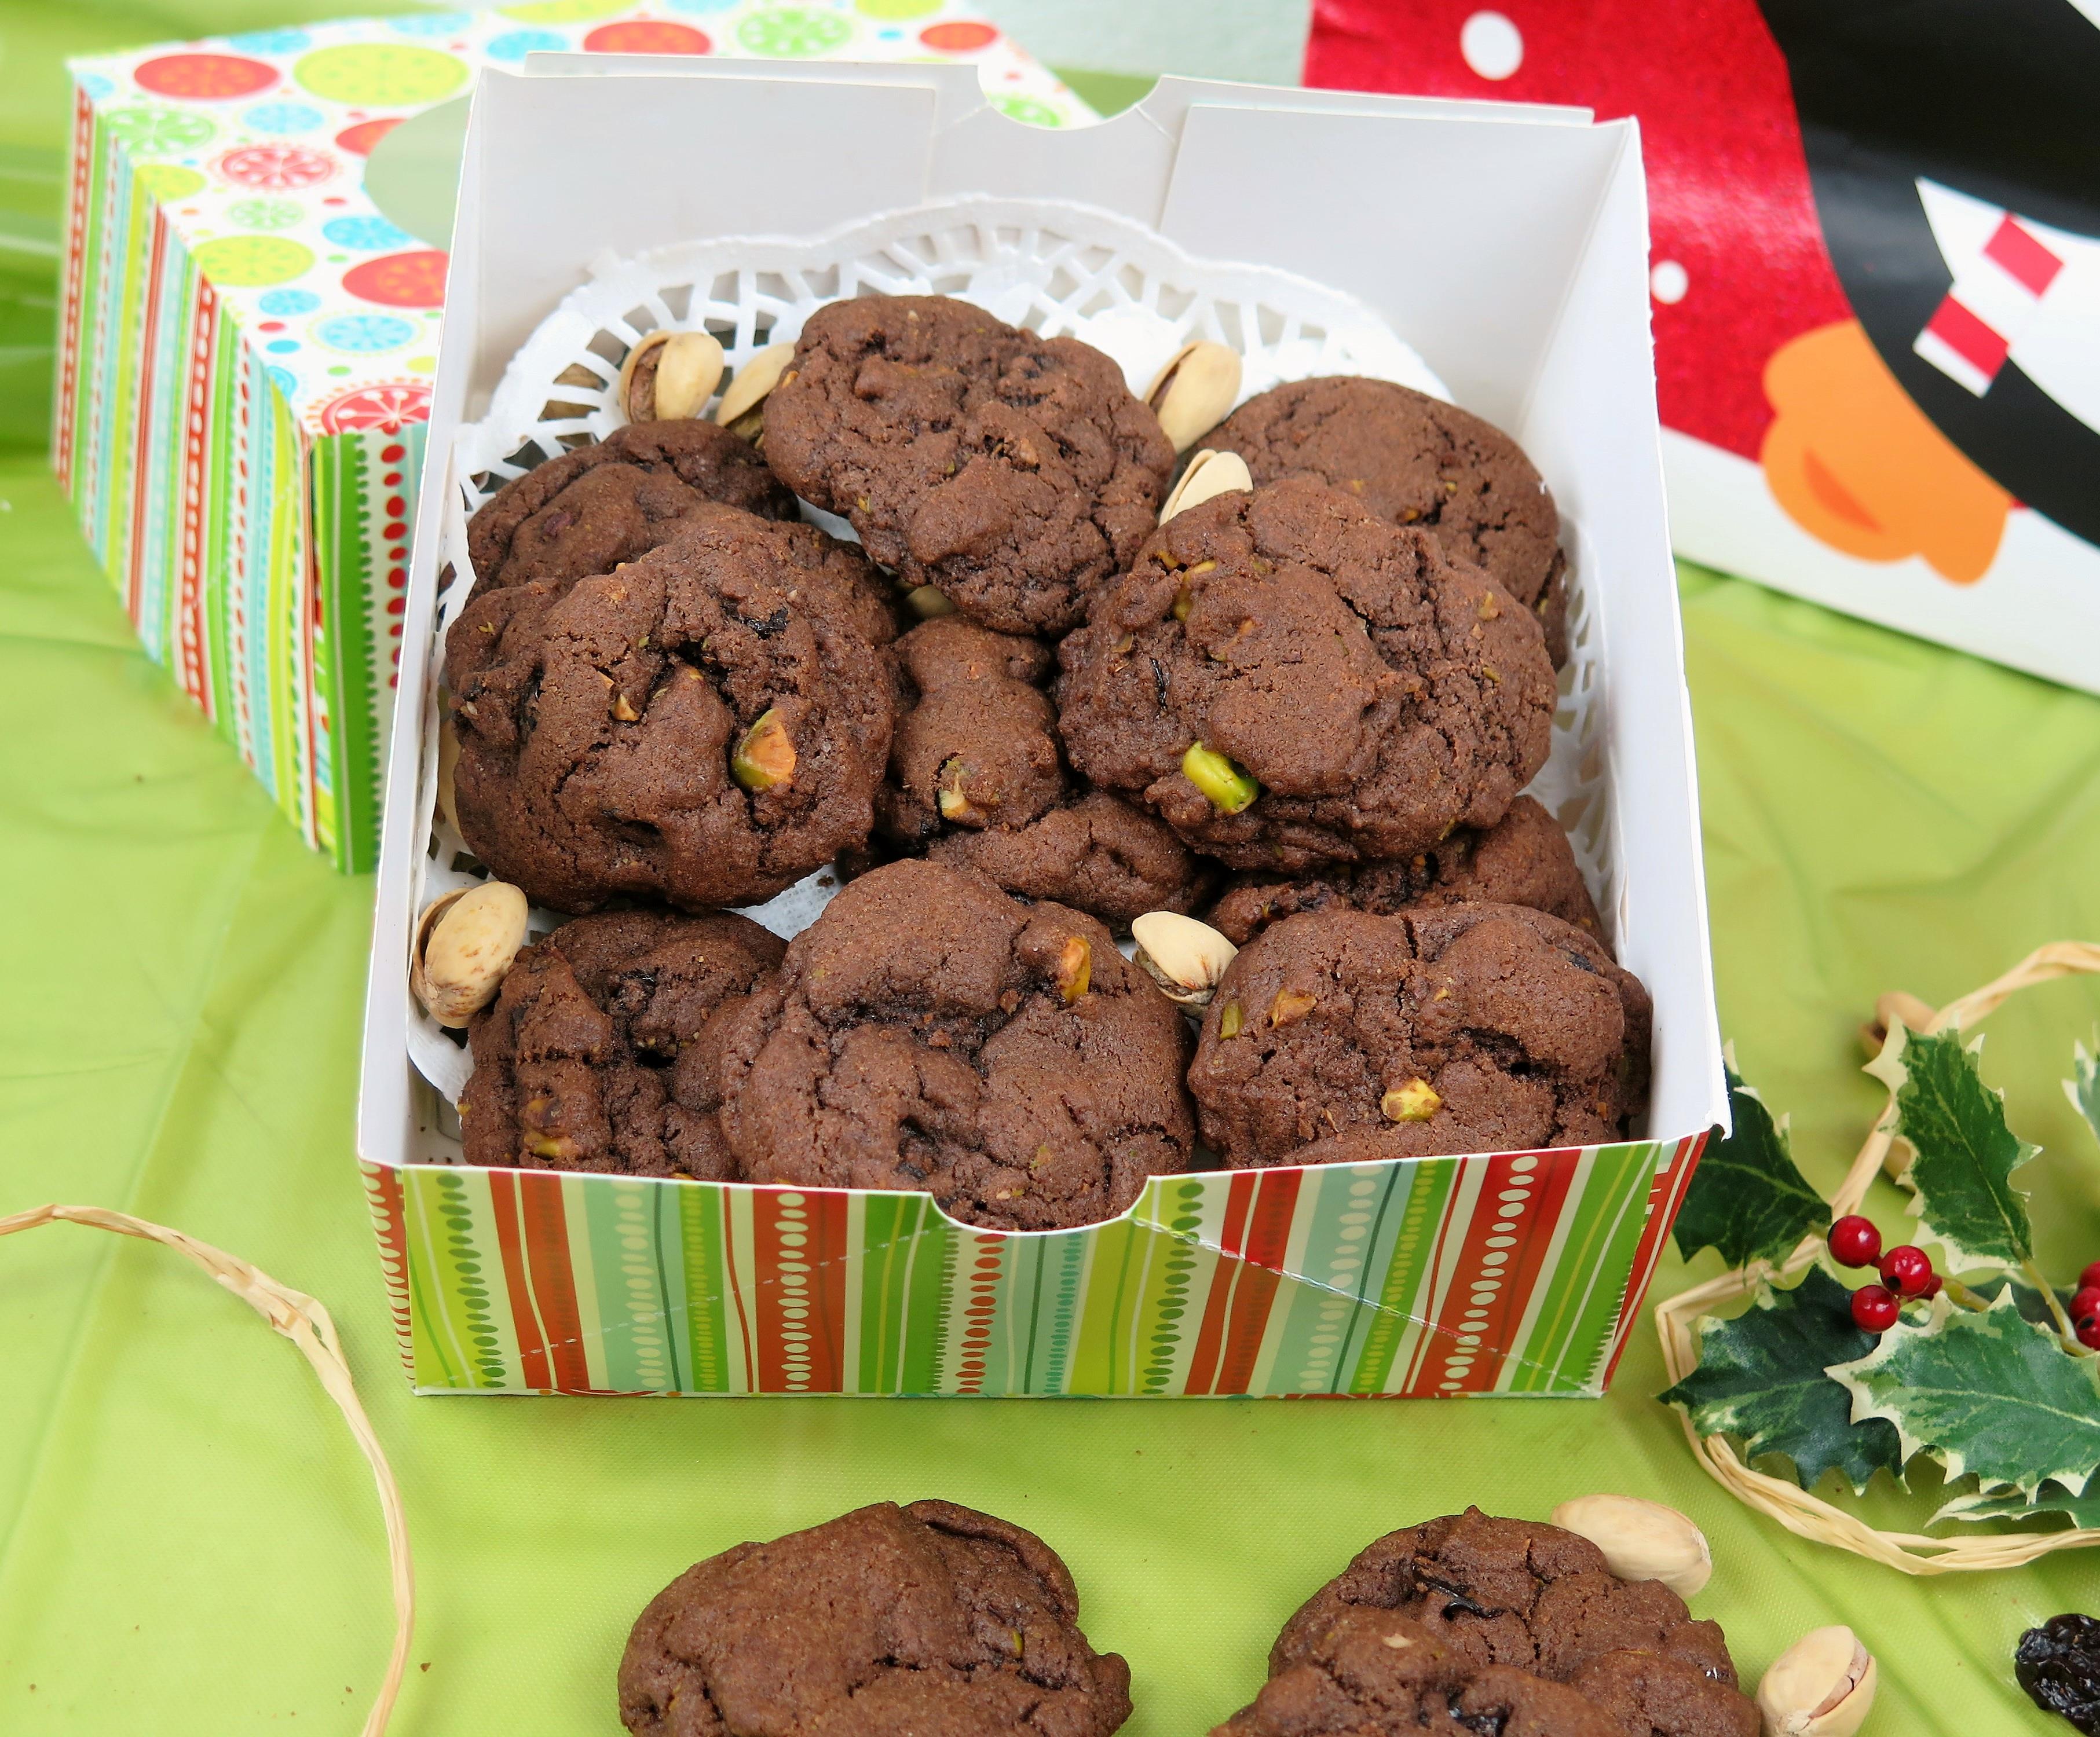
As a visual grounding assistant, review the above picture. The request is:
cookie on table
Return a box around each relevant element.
[1204,376,1568,661]
[1187,902,1650,1167]
[461,909,783,1178]
[447,505,897,913]
[763,294,1175,635]
[1215,1508,1755,1737]
[1058,478,1555,874]
[465,419,796,593]
[621,1500,1132,1737]
[711,859,1195,1231]
[876,615,1214,927]
[1204,795,1601,946]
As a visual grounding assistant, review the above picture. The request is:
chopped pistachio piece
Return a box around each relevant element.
[730,708,796,791]
[1053,935,1092,1002]
[1381,1079,1442,1122]
[1183,740,1258,813]
[1217,999,1245,1039]
[1269,987,1317,1028]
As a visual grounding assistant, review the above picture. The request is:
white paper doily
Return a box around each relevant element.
[405,196,1614,1125]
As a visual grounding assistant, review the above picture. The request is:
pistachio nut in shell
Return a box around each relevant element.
[713,341,796,443]
[1159,448,1254,523]
[1548,1494,1712,1599]
[618,329,725,423]
[1755,1626,1876,1737]
[1143,340,1243,453]
[1131,911,1236,1007]
[412,880,529,1028]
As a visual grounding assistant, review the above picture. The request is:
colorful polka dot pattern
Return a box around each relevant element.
[73,2,1087,438]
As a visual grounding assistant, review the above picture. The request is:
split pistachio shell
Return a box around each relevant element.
[618,329,726,423]
[1143,340,1243,453]
[713,341,797,442]
[411,881,529,1028]
[1160,448,1254,523]
[435,713,460,831]
[1755,1627,1876,1737]
[1549,1494,1713,1599]
[1131,911,1238,1008]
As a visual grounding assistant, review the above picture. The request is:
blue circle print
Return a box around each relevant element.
[242,102,324,135]
[258,288,321,316]
[668,0,741,12]
[266,365,298,395]
[266,339,301,354]
[314,313,416,354]
[228,27,311,53]
[389,9,471,34]
[78,72,115,100]
[485,30,568,61]
[320,214,415,251]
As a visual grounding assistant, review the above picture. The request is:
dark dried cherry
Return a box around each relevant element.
[2018,1613,2100,1732]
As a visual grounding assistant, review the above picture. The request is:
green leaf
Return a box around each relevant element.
[1658,1266,1904,1494]
[1828,1288,2100,1500]
[2068,1038,2100,1156]
[1933,1481,2100,1529]
[1867,1023,2039,1272]
[1672,1059,1829,1269]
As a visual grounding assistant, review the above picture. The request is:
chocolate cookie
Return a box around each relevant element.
[875,615,1214,926]
[1215,1508,1756,1737]
[448,505,896,913]
[712,859,1195,1230]
[461,908,783,1177]
[1188,903,1650,1166]
[1205,376,1567,659]
[763,295,1175,635]
[1205,796,1601,947]
[466,419,795,593]
[1058,478,1554,873]
[621,1500,1132,1737]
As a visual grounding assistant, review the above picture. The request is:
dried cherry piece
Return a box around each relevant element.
[2017,1613,2100,1732]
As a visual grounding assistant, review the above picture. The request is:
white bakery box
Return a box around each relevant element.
[354,59,1725,1399]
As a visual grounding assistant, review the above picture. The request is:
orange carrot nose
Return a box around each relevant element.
[1760,320,2011,585]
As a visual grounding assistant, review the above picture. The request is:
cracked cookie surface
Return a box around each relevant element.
[1058,478,1554,873]
[763,295,1174,635]
[712,859,1194,1230]
[447,504,897,913]
[1204,796,1601,947]
[1204,376,1567,661]
[466,419,796,593]
[462,908,783,1177]
[1215,1508,1756,1737]
[620,1500,1132,1737]
[1188,902,1649,1166]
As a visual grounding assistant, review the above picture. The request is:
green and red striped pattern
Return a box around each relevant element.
[359,1137,1704,1399]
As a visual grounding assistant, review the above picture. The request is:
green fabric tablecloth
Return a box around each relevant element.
[8,8,2100,1734]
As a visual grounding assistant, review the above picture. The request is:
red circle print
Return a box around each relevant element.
[335,117,404,157]
[342,249,449,307]
[582,21,711,54]
[919,20,997,52]
[215,143,336,190]
[134,53,279,100]
[315,381,433,435]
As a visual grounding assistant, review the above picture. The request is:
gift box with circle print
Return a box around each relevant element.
[355,57,1728,1399]
[54,4,1089,870]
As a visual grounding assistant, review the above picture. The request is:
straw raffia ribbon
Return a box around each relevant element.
[0,1203,414,1732]
[1655,941,2100,1574]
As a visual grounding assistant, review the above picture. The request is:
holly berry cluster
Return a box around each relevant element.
[1827,1214,2100,1346]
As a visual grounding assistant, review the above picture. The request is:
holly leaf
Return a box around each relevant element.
[2068,1039,2100,1156]
[1828,1288,2100,1500]
[1671,1057,1828,1269]
[1933,1481,2100,1529]
[1867,1023,2039,1273]
[1658,1266,1904,1494]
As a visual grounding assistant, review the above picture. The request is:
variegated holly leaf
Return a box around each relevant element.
[1933,1481,2100,1529]
[1658,1266,1904,1494]
[1671,1058,1828,1270]
[2069,1039,2100,1155]
[1829,1288,2100,1500]
[1867,1023,2039,1272]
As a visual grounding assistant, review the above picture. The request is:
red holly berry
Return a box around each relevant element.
[1828,1215,1882,1269]
[1850,1284,1900,1333]
[1878,1244,1934,1297]
[2078,1315,2100,1351]
[2083,1259,2100,1293]
[1920,1271,1944,1299]
[2075,1285,2100,1324]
